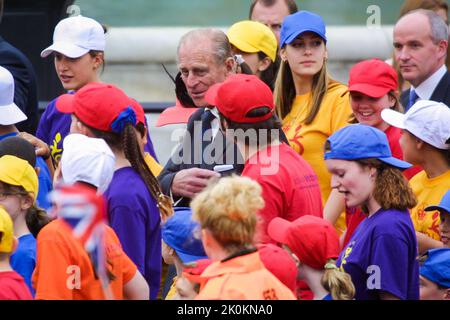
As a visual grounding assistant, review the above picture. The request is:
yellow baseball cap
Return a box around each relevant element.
[0,155,38,200]
[0,207,14,253]
[227,20,277,62]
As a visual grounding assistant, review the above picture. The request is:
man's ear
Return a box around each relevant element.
[224,56,236,75]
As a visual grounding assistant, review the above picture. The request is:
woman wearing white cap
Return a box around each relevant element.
[36,15,106,164]
[273,11,352,235]
[381,100,450,254]
[35,15,159,169]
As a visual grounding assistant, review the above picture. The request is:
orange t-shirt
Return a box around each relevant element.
[192,251,296,300]
[32,219,137,300]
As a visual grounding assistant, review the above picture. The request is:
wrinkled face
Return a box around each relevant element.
[350,92,395,131]
[326,159,375,208]
[439,211,450,247]
[54,52,101,91]
[281,32,327,80]
[393,13,447,87]
[419,275,448,300]
[178,40,230,107]
[250,0,291,44]
[399,130,421,165]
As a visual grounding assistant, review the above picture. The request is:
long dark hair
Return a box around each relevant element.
[81,119,171,220]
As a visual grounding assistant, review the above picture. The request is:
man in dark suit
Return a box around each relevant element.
[158,29,244,207]
[394,9,450,110]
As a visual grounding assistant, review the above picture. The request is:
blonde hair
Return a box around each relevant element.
[191,176,264,250]
[274,58,341,124]
[321,259,355,300]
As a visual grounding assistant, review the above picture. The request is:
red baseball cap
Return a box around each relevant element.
[268,215,340,270]
[348,59,398,98]
[56,82,135,132]
[155,99,198,127]
[129,98,146,126]
[204,74,274,123]
[257,243,297,293]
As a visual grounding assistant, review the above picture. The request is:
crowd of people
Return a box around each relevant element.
[0,0,449,300]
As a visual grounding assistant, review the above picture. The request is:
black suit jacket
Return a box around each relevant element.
[401,70,450,109]
[0,36,39,134]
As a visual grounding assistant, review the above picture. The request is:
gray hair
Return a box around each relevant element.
[406,9,449,44]
[177,28,233,65]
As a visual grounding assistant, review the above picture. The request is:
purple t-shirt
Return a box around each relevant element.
[337,208,419,300]
[36,96,158,163]
[104,167,161,300]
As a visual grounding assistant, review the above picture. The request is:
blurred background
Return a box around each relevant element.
[0,0,412,164]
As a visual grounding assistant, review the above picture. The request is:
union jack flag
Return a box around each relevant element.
[49,183,113,299]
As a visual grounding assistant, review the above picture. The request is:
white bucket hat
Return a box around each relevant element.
[381,100,450,150]
[41,15,106,58]
[61,133,115,193]
[0,66,27,125]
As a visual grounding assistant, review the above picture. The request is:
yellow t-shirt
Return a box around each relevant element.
[409,170,450,240]
[282,82,352,234]
[144,152,163,177]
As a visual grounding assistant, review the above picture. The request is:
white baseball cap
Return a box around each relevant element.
[381,100,450,150]
[61,133,115,193]
[0,66,27,125]
[41,15,106,58]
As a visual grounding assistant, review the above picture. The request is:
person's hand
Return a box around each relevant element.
[172,168,220,199]
[18,132,51,159]
[173,276,198,300]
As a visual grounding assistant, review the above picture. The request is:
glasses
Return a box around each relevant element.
[0,191,28,200]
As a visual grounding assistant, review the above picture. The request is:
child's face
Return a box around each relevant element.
[439,211,450,247]
[419,275,448,300]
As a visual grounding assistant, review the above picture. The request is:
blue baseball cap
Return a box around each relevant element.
[425,190,450,213]
[324,124,412,170]
[420,248,450,288]
[280,10,327,48]
[161,207,207,264]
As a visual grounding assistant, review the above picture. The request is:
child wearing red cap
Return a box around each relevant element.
[274,11,352,235]
[325,124,419,300]
[325,59,422,247]
[36,16,158,168]
[268,215,355,300]
[205,74,323,245]
[190,175,296,300]
[55,82,172,299]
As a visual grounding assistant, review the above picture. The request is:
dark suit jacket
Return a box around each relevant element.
[401,70,450,109]
[0,36,39,134]
[158,107,290,207]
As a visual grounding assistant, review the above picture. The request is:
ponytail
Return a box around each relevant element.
[25,205,53,238]
[121,123,173,221]
[320,259,355,300]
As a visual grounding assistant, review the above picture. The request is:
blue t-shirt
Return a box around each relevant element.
[36,96,159,163]
[337,208,419,300]
[10,233,36,296]
[104,167,161,300]
[0,132,52,210]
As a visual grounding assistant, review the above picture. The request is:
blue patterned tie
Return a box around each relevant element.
[406,89,419,111]
[201,110,215,138]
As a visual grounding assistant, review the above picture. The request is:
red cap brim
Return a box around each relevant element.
[348,83,391,98]
[267,217,292,245]
[55,93,76,114]
[155,105,198,127]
